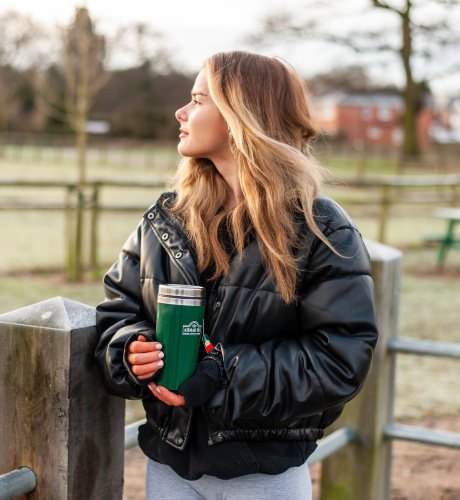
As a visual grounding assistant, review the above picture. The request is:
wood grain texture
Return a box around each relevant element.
[320,241,403,500]
[0,298,125,499]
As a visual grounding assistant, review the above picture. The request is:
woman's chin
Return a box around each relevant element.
[177,146,196,159]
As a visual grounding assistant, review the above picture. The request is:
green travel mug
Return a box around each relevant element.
[155,284,206,390]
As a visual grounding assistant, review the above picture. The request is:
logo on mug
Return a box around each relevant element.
[182,321,202,335]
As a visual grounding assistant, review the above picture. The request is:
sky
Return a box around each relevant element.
[1,0,459,98]
[1,0,302,71]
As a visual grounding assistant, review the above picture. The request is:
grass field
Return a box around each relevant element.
[1,145,459,422]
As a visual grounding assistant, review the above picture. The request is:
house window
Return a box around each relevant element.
[361,107,372,120]
[367,127,383,140]
[377,107,392,121]
[392,128,404,146]
[321,104,337,121]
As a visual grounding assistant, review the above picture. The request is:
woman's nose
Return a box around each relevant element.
[175,106,187,122]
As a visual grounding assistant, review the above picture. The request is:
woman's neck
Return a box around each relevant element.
[213,157,243,211]
[223,176,243,210]
[224,192,242,211]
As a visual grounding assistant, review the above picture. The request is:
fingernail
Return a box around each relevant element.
[158,352,164,359]
[157,360,164,367]
[156,387,161,394]
[156,344,162,349]
[148,383,154,391]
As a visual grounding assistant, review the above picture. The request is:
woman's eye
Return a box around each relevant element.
[192,99,201,105]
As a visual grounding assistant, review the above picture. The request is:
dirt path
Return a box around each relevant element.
[123,415,460,499]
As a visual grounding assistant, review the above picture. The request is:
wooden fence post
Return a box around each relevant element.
[0,297,125,499]
[89,182,100,279]
[320,240,403,500]
[65,185,77,282]
[74,189,85,282]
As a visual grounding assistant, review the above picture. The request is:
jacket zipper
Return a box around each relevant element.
[204,277,218,326]
[197,277,220,445]
[201,404,214,446]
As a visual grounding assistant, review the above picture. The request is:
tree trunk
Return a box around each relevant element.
[73,14,91,282]
[77,123,87,187]
[74,124,87,282]
[0,95,9,133]
[400,1,419,158]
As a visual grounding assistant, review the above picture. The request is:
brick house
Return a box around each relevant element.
[312,92,435,149]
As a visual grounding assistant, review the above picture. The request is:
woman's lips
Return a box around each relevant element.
[179,129,189,138]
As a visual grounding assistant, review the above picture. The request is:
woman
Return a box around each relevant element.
[95,51,378,499]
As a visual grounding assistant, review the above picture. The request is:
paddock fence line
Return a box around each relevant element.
[2,131,460,174]
[0,241,459,499]
[0,134,180,169]
[0,178,167,281]
[1,174,459,279]
[336,174,460,243]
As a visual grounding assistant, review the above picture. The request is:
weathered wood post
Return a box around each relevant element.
[89,182,101,279]
[0,297,125,499]
[320,240,403,500]
[65,185,77,282]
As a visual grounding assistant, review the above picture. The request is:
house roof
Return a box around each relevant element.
[340,93,404,108]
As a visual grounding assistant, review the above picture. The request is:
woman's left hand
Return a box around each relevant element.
[148,382,185,406]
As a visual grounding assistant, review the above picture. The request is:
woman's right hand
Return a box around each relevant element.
[127,335,164,379]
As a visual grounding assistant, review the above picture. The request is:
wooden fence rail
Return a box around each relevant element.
[0,468,36,500]
[1,175,459,280]
[335,174,460,242]
[0,178,165,280]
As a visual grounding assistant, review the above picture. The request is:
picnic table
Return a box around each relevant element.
[431,207,460,266]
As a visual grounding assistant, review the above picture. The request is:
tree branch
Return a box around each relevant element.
[372,0,403,14]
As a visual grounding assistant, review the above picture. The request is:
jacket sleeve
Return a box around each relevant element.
[95,222,155,400]
[211,225,379,426]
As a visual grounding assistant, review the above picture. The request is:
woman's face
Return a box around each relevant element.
[175,70,232,163]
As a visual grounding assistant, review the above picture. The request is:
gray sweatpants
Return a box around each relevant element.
[145,458,312,500]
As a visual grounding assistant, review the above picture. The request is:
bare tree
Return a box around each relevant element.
[0,11,43,133]
[116,21,175,72]
[25,7,108,280]
[30,7,108,186]
[308,65,384,94]
[251,0,460,156]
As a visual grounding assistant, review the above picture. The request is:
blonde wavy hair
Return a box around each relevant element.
[170,51,331,304]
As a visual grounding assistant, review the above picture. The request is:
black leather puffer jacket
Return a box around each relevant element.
[95,192,378,451]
